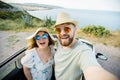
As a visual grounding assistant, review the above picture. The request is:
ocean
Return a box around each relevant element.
[27,8,120,31]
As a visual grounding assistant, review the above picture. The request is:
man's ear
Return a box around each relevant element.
[74,26,77,32]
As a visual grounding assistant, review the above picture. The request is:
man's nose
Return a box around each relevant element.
[60,28,65,35]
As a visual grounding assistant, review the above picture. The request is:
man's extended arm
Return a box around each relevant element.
[83,66,118,80]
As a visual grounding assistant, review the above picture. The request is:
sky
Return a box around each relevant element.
[2,0,120,11]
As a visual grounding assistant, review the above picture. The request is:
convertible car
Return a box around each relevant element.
[0,38,107,80]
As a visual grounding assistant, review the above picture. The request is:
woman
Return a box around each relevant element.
[21,28,55,80]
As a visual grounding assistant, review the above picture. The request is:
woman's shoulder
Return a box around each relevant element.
[25,48,36,54]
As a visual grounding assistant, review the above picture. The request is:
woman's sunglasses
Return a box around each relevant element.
[55,27,71,34]
[35,33,48,40]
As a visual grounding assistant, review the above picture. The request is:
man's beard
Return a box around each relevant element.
[59,34,74,46]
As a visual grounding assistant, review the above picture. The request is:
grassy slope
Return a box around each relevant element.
[76,29,120,47]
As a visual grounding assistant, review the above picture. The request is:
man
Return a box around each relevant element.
[53,12,118,80]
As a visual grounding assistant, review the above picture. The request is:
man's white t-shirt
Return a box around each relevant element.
[55,39,100,80]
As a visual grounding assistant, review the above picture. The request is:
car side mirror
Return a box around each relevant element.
[96,53,108,61]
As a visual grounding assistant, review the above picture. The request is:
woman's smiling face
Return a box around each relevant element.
[35,31,49,48]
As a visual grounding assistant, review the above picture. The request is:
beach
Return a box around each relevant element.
[0,31,120,79]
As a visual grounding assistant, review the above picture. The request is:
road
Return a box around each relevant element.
[95,43,120,79]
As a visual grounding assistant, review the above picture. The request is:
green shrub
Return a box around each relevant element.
[0,11,24,20]
[42,16,55,27]
[0,19,27,30]
[82,25,110,37]
[21,13,32,27]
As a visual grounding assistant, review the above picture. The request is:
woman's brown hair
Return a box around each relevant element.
[27,31,55,50]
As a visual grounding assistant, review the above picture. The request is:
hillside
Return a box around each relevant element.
[0,1,21,11]
[0,1,28,20]
[10,3,63,11]
[0,1,13,8]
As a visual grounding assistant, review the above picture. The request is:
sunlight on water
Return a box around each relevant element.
[27,9,120,31]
